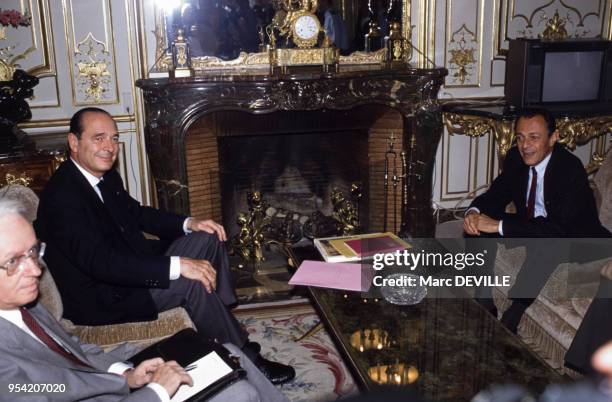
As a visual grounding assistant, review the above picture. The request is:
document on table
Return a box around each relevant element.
[170,351,233,402]
[289,260,372,292]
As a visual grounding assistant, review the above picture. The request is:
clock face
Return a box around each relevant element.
[294,15,319,40]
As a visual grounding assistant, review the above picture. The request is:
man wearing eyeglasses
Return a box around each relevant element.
[34,107,294,385]
[0,199,289,401]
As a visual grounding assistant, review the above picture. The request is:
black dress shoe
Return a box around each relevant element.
[245,341,261,354]
[255,355,296,385]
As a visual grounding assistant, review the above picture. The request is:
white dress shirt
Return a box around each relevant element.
[70,159,189,280]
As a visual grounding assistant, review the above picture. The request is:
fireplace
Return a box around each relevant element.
[185,106,404,236]
[136,66,447,236]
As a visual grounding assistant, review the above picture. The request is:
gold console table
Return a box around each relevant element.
[442,102,612,174]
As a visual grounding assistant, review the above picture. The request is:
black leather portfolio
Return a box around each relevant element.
[129,328,246,401]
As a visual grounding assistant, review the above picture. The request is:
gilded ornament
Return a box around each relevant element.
[339,49,386,64]
[74,33,113,103]
[540,10,568,40]
[447,24,477,85]
[393,41,402,59]
[176,46,187,66]
[77,61,111,102]
[514,3,590,39]
[444,112,516,163]
[586,152,606,175]
[229,191,271,265]
[556,116,612,150]
[0,58,15,81]
[331,187,360,235]
[444,113,494,138]
[4,172,32,187]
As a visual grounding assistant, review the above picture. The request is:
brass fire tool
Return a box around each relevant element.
[383,134,402,233]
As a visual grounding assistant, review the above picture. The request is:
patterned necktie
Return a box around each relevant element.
[526,167,537,219]
[20,308,90,367]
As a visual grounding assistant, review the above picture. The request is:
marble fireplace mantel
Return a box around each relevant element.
[136,65,447,236]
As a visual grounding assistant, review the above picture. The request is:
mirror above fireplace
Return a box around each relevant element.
[151,0,412,72]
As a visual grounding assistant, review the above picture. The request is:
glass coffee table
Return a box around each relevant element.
[287,240,563,402]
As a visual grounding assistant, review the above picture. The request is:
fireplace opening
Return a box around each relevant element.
[218,129,370,236]
[185,106,404,240]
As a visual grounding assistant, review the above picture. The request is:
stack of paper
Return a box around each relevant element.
[289,260,372,292]
[314,232,410,263]
[170,352,232,402]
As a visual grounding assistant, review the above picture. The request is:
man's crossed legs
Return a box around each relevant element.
[149,232,295,385]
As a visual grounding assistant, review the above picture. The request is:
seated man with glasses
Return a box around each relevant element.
[0,198,288,402]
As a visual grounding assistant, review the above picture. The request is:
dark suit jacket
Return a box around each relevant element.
[35,160,187,325]
[0,303,158,401]
[470,144,610,238]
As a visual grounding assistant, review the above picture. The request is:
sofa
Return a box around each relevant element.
[0,184,194,351]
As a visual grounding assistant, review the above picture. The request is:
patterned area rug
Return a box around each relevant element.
[235,301,358,402]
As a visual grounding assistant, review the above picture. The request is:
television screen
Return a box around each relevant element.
[542,51,603,102]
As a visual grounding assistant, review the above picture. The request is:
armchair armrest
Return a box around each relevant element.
[60,308,195,352]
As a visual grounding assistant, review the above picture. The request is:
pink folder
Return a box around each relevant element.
[289,260,372,292]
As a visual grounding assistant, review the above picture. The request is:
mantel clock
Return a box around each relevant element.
[267,0,338,71]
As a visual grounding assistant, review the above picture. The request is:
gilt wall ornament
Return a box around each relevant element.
[513,1,592,39]
[540,10,568,40]
[447,24,477,86]
[74,33,112,103]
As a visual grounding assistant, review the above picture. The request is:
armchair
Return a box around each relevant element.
[1,184,194,352]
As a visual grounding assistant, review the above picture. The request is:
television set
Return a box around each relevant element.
[505,39,612,112]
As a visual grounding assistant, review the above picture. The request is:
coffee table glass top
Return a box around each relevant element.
[289,241,563,402]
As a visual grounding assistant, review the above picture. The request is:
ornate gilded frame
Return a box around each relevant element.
[151,0,412,71]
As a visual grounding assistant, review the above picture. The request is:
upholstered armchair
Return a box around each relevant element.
[0,184,194,351]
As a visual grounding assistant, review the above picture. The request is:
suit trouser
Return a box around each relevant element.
[149,232,249,349]
[466,235,565,307]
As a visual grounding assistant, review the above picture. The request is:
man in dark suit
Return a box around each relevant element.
[0,199,288,402]
[35,107,294,384]
[463,107,610,333]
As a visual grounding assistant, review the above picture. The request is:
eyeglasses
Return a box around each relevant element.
[0,241,46,276]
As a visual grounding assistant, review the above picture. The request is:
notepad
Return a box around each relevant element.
[289,260,372,292]
[171,351,233,402]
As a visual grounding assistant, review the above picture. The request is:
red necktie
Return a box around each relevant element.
[20,308,90,367]
[526,167,537,219]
